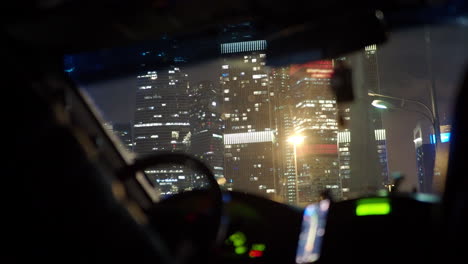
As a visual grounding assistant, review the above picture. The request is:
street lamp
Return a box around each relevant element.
[287,135,305,204]
[371,99,389,109]
[368,92,441,145]
[371,99,434,126]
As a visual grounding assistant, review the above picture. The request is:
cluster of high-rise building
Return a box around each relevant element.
[108,24,393,204]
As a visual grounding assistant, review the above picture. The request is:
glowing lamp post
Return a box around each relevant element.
[368,92,440,145]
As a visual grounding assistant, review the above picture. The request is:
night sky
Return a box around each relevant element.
[79,23,468,191]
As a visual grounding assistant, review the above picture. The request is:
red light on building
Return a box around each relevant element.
[297,144,338,156]
[306,68,334,79]
[290,60,334,77]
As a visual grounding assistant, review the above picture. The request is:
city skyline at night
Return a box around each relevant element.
[123,42,389,204]
[111,41,415,203]
[68,23,466,201]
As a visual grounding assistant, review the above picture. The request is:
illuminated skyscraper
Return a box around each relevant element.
[134,68,190,154]
[189,81,225,180]
[271,66,297,203]
[220,39,277,197]
[363,45,390,186]
[338,45,390,199]
[289,60,341,205]
[415,124,451,193]
[133,66,192,194]
[414,124,436,193]
[337,130,351,195]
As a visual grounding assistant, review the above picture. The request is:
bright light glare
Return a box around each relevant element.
[371,100,388,109]
[287,135,305,145]
[217,177,227,185]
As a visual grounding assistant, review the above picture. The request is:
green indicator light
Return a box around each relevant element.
[251,244,266,251]
[356,198,391,216]
[235,246,247,255]
[229,232,246,246]
[233,239,244,247]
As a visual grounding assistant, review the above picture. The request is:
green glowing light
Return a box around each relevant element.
[233,240,244,247]
[235,246,248,255]
[229,231,246,247]
[356,198,391,216]
[251,244,266,251]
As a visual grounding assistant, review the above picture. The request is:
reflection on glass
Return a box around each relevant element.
[296,199,330,263]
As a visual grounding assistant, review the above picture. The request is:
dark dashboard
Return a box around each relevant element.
[148,190,303,264]
[146,189,440,264]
